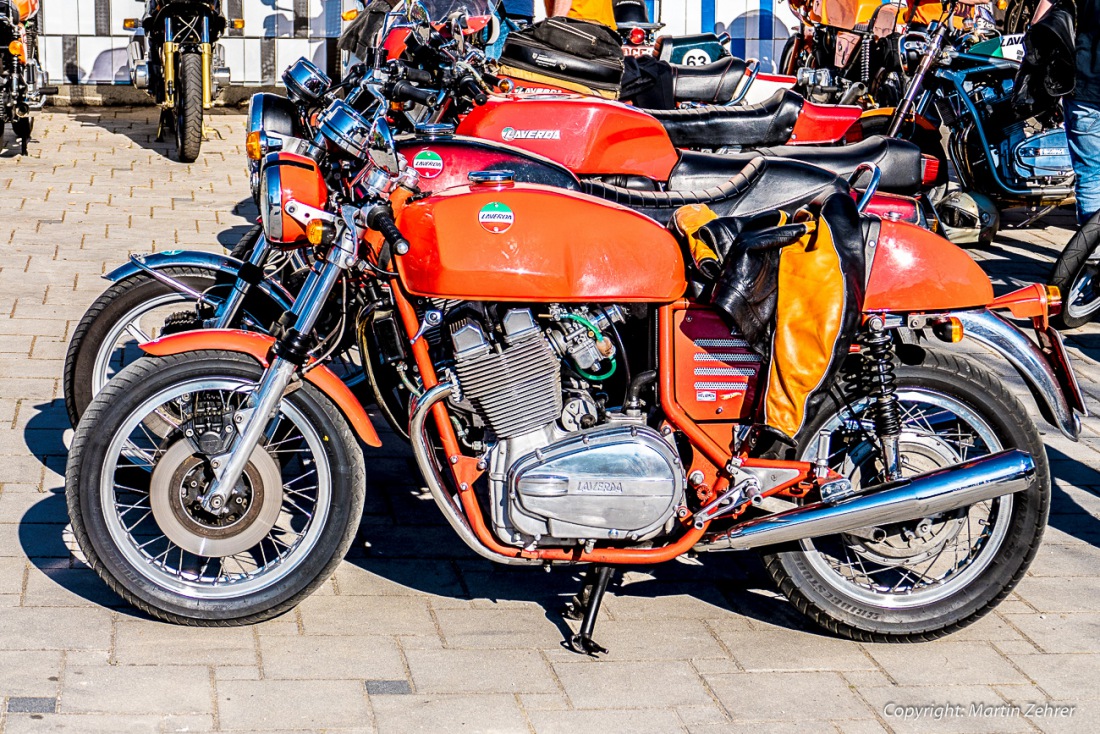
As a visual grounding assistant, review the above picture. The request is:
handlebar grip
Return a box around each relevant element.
[404,67,435,85]
[390,80,439,106]
[365,205,410,268]
[459,76,488,106]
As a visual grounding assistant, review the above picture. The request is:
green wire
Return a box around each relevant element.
[561,313,617,381]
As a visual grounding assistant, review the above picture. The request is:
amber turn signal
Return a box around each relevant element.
[245,130,263,161]
[1045,285,1063,316]
[932,317,964,344]
[230,18,246,30]
[306,219,335,246]
[996,0,1007,8]
[8,40,24,59]
[341,9,360,21]
[123,18,140,30]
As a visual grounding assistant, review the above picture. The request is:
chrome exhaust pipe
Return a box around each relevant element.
[409,382,537,566]
[699,450,1035,552]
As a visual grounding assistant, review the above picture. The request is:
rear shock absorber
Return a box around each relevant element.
[863,316,901,479]
[860,35,871,85]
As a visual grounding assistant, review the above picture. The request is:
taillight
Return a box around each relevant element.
[854,191,919,223]
[629,27,646,45]
[920,154,941,188]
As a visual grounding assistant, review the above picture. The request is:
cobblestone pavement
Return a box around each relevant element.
[2,110,1100,734]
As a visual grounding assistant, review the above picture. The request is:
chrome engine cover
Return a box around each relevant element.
[1004,127,1074,184]
[489,423,685,545]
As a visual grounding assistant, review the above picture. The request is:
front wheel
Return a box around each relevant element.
[65,351,365,624]
[175,52,204,162]
[1049,212,1100,329]
[764,347,1049,641]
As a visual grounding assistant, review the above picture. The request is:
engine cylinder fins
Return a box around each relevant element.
[453,323,563,440]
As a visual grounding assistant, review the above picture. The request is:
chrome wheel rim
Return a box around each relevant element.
[798,388,1011,609]
[99,376,331,600]
[92,293,200,397]
[1066,265,1100,320]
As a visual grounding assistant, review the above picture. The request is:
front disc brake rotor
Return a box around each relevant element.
[150,440,283,557]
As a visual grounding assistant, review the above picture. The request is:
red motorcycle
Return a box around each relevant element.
[66,103,1083,653]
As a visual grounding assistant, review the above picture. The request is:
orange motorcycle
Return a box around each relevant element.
[66,104,1083,652]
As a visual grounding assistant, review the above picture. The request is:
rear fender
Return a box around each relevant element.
[106,251,295,311]
[140,330,382,447]
[790,99,862,144]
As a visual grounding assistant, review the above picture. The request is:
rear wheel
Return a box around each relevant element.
[175,52,203,162]
[1049,212,1100,329]
[764,348,1049,641]
[66,351,365,624]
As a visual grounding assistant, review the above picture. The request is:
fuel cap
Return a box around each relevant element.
[468,170,515,186]
[414,123,455,139]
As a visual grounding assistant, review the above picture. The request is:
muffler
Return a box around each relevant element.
[699,450,1035,552]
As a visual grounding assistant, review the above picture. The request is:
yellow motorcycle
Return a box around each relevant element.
[124,1,242,162]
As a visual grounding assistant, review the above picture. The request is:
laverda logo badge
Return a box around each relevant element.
[501,126,561,142]
[577,480,624,494]
[412,150,443,179]
[478,202,514,233]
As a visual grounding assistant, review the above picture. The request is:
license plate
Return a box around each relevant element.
[622,45,655,57]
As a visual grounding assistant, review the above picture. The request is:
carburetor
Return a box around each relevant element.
[545,305,625,373]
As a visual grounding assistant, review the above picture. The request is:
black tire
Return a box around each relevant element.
[1049,212,1100,330]
[175,52,204,162]
[65,351,365,624]
[1005,0,1039,34]
[763,348,1049,641]
[228,223,263,260]
[62,267,281,428]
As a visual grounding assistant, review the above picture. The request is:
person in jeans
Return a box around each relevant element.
[1035,0,1100,223]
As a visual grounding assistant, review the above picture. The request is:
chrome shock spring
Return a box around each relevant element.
[860,36,871,84]
[863,317,901,477]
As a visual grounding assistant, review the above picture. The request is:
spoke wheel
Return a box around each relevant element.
[763,348,1049,641]
[67,351,364,623]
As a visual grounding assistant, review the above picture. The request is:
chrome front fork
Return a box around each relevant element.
[212,233,271,329]
[199,219,356,513]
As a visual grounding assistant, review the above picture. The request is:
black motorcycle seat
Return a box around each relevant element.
[669,135,924,195]
[583,156,849,226]
[644,89,803,149]
[671,57,746,104]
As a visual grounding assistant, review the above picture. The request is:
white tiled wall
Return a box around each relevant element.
[37,0,797,85]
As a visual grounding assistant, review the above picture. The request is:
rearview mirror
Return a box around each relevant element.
[368,117,400,175]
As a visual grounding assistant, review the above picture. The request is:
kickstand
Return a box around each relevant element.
[156,108,173,142]
[1008,203,1059,229]
[563,564,615,656]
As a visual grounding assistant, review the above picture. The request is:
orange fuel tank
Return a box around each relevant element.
[455,94,681,181]
[395,182,687,302]
[864,220,994,312]
[14,0,38,21]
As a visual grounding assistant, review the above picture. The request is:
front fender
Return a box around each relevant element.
[140,330,382,448]
[953,310,1083,441]
[107,251,295,311]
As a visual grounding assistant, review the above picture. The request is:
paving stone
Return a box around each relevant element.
[217,679,370,730]
[113,619,257,667]
[405,647,557,694]
[296,595,437,637]
[432,605,565,649]
[333,558,466,598]
[20,568,125,608]
[61,664,212,715]
[1002,612,1100,653]
[1011,654,1100,702]
[553,660,712,709]
[7,696,57,713]
[864,641,1028,686]
[3,713,216,734]
[1013,576,1100,613]
[0,650,63,697]
[0,607,112,650]
[258,634,406,681]
[705,671,874,722]
[528,707,686,734]
[370,693,527,733]
[708,623,877,672]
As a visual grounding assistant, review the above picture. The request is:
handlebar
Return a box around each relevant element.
[458,76,488,105]
[389,80,441,106]
[364,204,410,268]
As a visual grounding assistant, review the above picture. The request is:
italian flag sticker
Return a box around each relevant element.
[478,202,514,234]
[412,150,444,179]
